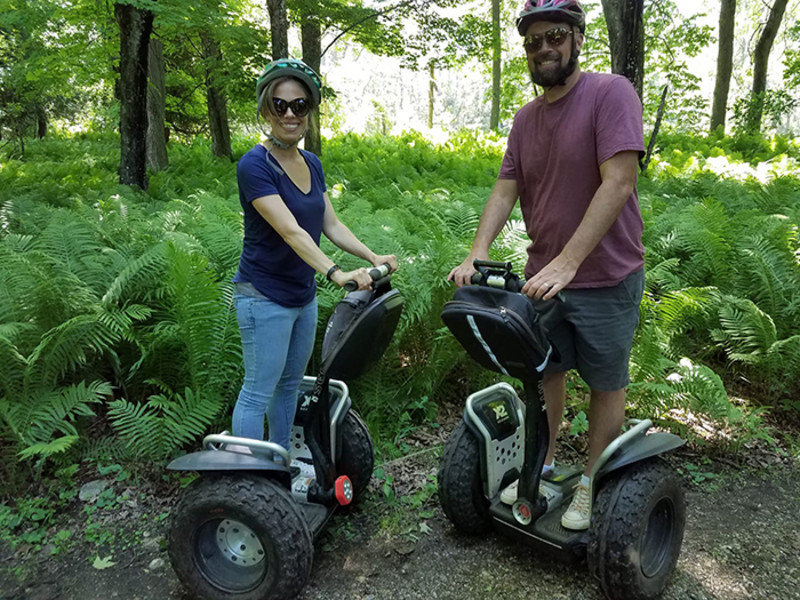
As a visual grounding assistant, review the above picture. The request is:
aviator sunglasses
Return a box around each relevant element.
[272,97,311,117]
[523,27,573,53]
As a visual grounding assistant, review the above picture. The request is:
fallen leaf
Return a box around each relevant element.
[93,555,116,570]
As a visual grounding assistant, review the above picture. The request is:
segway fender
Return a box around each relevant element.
[595,431,684,479]
[167,449,290,475]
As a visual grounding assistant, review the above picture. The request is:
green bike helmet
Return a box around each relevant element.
[256,58,322,116]
[516,0,586,35]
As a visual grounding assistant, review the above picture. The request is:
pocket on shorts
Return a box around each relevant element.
[620,269,645,307]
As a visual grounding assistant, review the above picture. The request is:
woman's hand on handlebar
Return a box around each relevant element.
[331,267,373,291]
[372,254,398,273]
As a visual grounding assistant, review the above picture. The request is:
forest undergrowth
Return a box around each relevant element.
[1,129,799,558]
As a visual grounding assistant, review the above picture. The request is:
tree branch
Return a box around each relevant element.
[321,0,413,58]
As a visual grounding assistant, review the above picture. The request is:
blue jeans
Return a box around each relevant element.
[232,290,317,450]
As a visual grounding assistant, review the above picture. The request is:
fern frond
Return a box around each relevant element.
[101,242,168,306]
[109,387,225,459]
[714,296,777,365]
[765,335,800,382]
[24,312,122,391]
[18,435,80,460]
[667,358,738,424]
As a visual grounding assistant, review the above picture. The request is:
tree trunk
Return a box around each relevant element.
[35,103,47,139]
[428,62,435,129]
[749,0,789,133]
[146,37,169,171]
[267,0,289,60]
[115,2,153,189]
[301,16,322,156]
[601,0,644,99]
[490,0,501,130]
[200,31,232,159]
[710,0,736,133]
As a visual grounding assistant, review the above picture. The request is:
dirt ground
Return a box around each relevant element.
[2,443,799,600]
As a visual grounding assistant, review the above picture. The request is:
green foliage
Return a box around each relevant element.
[2,129,800,488]
[731,90,799,137]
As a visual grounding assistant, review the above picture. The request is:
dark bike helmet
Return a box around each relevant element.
[256,58,322,116]
[516,0,586,35]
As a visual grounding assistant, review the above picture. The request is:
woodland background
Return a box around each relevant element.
[1,0,800,555]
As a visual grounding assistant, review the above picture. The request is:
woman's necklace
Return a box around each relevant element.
[266,132,291,150]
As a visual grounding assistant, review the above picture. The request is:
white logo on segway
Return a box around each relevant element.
[300,394,319,409]
[492,404,509,423]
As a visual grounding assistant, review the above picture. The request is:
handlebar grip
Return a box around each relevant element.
[343,263,392,292]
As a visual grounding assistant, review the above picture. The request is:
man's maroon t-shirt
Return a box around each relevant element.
[498,72,646,288]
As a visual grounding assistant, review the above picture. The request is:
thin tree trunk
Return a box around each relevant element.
[200,32,232,159]
[710,0,736,133]
[147,37,169,171]
[35,104,47,139]
[749,0,789,133]
[267,0,289,60]
[601,0,644,98]
[642,85,668,174]
[490,0,501,130]
[115,2,153,189]
[301,16,322,156]
[428,62,434,129]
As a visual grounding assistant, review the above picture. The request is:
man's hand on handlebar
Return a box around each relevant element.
[448,255,484,287]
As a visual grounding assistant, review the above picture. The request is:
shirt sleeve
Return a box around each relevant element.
[595,76,645,165]
[237,151,281,204]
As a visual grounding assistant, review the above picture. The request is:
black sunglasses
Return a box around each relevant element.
[272,97,310,117]
[523,27,574,53]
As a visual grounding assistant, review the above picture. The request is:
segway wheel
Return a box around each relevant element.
[168,475,313,600]
[338,409,374,503]
[437,420,492,534]
[588,458,686,600]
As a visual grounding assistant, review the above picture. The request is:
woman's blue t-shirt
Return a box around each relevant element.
[233,144,327,307]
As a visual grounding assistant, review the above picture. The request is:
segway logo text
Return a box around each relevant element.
[492,404,509,423]
[301,394,319,409]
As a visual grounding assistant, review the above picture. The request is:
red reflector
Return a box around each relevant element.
[335,475,353,506]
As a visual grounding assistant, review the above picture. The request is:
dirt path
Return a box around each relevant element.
[2,451,799,600]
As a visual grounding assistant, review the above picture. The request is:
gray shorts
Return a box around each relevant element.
[533,269,644,391]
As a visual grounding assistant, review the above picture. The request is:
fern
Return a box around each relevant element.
[109,388,224,459]
[713,296,777,365]
[0,380,110,459]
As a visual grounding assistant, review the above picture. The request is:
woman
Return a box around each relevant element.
[232,58,397,452]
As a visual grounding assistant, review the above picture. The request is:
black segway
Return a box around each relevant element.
[437,260,686,600]
[166,265,403,600]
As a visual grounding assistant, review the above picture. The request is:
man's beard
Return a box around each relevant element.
[529,52,579,88]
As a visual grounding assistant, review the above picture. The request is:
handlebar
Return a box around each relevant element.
[343,263,392,292]
[470,259,523,293]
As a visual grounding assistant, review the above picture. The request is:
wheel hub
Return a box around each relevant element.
[214,519,265,566]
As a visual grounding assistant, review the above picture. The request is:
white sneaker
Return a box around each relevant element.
[561,481,591,530]
[500,479,561,507]
[500,479,519,505]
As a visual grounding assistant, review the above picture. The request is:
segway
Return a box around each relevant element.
[166,265,403,600]
[437,260,686,600]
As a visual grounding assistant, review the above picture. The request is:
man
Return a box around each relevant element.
[448,0,645,531]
